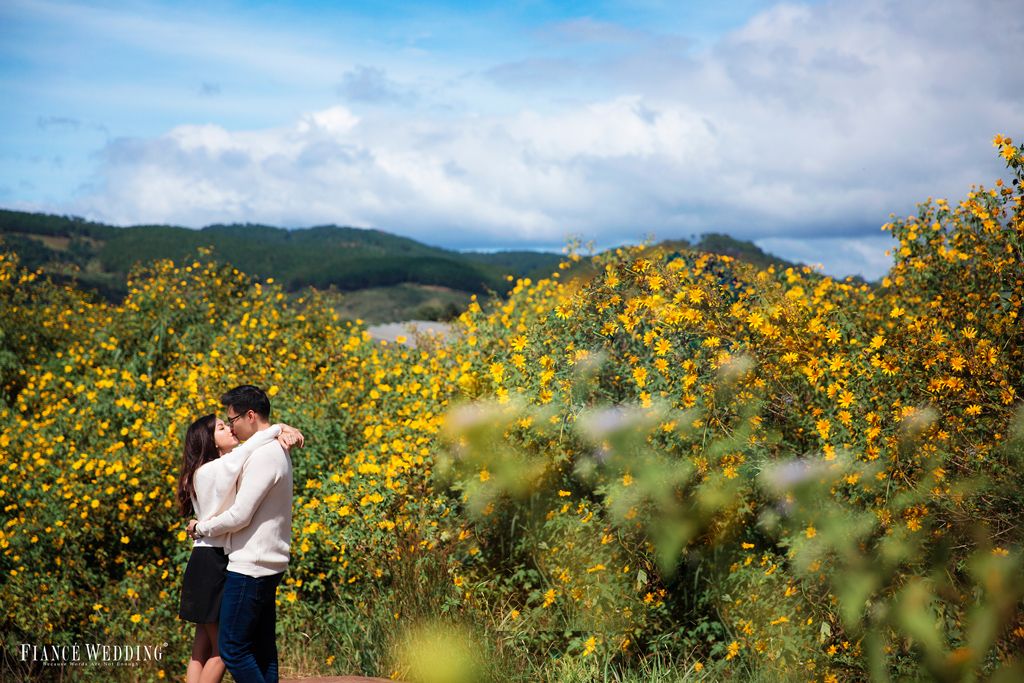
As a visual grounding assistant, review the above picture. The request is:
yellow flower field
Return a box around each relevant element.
[2,138,1024,682]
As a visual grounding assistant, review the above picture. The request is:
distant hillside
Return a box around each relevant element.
[0,209,116,240]
[0,209,815,310]
[658,234,803,272]
[541,233,808,286]
[459,250,563,276]
[0,210,518,300]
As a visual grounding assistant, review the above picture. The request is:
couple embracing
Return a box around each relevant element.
[175,384,303,683]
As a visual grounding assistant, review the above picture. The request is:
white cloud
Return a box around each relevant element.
[56,0,1024,281]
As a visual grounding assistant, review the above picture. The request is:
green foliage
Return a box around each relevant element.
[0,234,58,271]
[3,138,1024,683]
[295,255,506,293]
[462,250,564,277]
[428,138,1024,682]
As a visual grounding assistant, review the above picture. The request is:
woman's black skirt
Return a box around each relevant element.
[178,546,228,623]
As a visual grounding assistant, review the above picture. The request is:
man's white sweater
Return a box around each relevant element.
[191,425,281,550]
[195,431,293,578]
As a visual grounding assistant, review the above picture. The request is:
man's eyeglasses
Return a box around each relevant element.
[226,411,249,426]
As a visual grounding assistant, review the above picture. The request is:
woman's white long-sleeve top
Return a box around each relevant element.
[190,425,282,548]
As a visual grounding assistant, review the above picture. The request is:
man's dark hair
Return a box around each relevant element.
[221,385,271,420]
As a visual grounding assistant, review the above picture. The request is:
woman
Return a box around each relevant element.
[175,415,303,683]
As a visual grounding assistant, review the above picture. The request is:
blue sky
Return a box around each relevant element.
[2,0,1022,279]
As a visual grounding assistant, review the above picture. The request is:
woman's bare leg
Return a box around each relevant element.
[187,625,212,683]
[199,622,227,683]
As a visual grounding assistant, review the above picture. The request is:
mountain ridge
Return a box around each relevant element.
[0,209,811,311]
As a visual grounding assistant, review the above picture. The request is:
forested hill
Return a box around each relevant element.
[0,208,805,305]
[0,209,568,300]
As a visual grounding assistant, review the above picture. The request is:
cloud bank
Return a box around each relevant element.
[58,0,1024,279]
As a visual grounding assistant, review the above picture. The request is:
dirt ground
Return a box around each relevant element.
[281,677,404,683]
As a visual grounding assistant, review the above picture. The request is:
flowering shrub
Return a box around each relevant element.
[436,137,1024,680]
[1,137,1023,682]
[0,252,459,680]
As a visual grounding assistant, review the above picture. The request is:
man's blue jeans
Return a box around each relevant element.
[219,570,284,683]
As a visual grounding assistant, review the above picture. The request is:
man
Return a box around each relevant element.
[187,385,294,683]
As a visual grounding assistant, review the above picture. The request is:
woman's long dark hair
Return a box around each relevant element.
[176,414,219,517]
